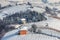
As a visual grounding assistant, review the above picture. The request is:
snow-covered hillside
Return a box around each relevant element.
[0,0,60,19]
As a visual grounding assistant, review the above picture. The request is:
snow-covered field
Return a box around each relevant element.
[0,0,60,19]
[2,34,59,40]
[2,29,60,40]
[1,0,60,40]
[0,4,31,19]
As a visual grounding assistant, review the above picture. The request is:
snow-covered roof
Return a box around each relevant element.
[29,7,45,13]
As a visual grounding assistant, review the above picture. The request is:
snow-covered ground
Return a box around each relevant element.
[0,3,46,20]
[1,0,60,40]
[35,17,60,31]
[0,0,60,20]
[2,34,59,40]
[0,0,10,7]
[0,4,31,19]
[47,0,60,3]
[2,28,60,40]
